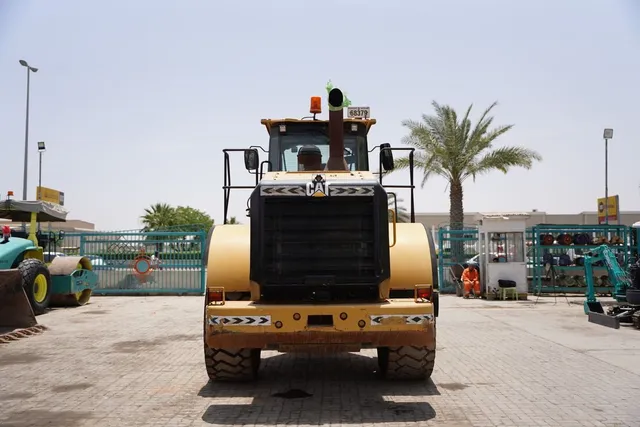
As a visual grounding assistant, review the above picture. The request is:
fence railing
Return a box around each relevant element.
[437,227,479,294]
[56,230,207,295]
[46,223,640,298]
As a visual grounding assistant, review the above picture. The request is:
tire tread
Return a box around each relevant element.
[18,258,51,315]
[380,344,436,380]
[204,345,260,381]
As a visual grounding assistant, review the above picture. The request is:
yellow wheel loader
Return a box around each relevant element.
[203,88,439,381]
[0,195,98,333]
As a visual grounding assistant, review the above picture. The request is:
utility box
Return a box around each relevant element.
[475,212,530,298]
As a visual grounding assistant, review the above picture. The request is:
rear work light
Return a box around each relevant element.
[414,284,433,302]
[207,287,225,305]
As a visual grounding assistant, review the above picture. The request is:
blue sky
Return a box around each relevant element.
[1,0,639,231]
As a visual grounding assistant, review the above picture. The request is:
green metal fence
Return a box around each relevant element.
[60,230,207,295]
[437,227,479,294]
[528,224,630,295]
[435,224,640,296]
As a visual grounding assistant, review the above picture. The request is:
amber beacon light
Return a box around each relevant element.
[310,96,322,114]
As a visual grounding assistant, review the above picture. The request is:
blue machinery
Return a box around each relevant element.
[582,244,640,329]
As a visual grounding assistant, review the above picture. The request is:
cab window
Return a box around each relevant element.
[267,122,369,171]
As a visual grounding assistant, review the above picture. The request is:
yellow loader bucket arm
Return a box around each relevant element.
[0,269,37,329]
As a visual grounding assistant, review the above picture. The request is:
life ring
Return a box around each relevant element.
[132,255,153,276]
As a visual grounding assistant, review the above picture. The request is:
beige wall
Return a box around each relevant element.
[0,219,95,232]
[415,211,640,230]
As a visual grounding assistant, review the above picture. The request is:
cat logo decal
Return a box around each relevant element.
[306,175,330,197]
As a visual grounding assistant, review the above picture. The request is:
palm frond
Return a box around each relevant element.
[464,146,543,181]
[467,101,499,146]
[393,151,450,188]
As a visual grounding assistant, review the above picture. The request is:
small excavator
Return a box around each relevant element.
[583,244,640,329]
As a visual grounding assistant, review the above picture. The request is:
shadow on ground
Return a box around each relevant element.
[199,352,440,425]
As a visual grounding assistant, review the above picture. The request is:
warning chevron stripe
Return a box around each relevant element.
[369,314,433,326]
[330,186,374,196]
[208,315,271,326]
[260,186,305,196]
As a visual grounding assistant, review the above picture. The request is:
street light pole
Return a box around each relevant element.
[37,141,46,233]
[19,59,38,202]
[603,128,613,225]
[37,141,46,193]
[39,150,42,190]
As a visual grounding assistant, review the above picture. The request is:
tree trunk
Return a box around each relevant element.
[449,179,465,263]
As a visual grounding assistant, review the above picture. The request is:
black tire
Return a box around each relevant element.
[204,345,261,381]
[377,344,436,380]
[18,258,52,315]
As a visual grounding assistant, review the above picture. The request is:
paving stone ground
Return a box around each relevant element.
[1,294,640,427]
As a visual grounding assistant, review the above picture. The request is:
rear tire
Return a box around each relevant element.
[18,258,52,315]
[204,345,261,381]
[377,344,436,380]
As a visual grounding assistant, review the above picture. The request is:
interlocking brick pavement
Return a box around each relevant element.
[1,295,639,426]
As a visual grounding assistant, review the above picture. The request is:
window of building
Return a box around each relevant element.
[488,232,525,263]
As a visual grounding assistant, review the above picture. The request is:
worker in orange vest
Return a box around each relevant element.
[461,262,481,298]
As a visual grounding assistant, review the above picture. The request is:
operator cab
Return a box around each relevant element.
[230,91,408,226]
[258,118,375,172]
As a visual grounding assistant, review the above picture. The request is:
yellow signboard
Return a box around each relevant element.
[36,186,65,206]
[597,195,618,224]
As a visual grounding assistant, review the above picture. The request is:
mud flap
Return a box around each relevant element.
[0,269,37,329]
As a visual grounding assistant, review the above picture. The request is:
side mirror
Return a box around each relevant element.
[380,143,394,171]
[244,149,259,171]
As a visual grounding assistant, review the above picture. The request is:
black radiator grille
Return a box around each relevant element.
[261,196,377,286]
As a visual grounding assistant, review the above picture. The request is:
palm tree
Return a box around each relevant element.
[394,101,542,261]
[141,203,177,253]
[141,203,176,231]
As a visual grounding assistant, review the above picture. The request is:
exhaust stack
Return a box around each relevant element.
[325,88,348,171]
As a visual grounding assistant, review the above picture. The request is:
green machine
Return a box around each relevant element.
[0,193,98,329]
[583,244,640,329]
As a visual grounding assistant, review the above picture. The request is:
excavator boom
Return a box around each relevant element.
[583,244,640,329]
